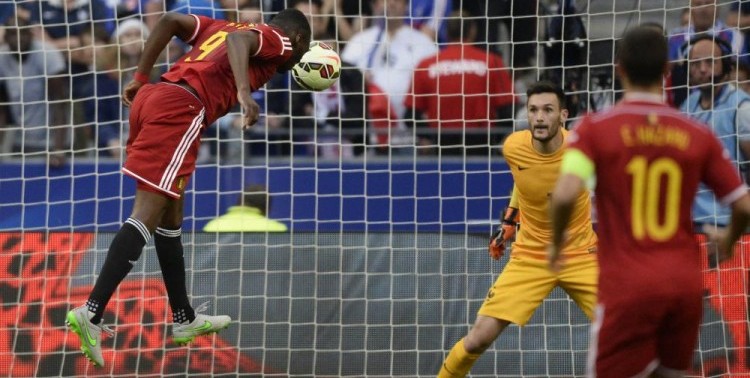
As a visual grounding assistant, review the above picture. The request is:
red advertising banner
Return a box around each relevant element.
[0,232,265,376]
[0,232,748,376]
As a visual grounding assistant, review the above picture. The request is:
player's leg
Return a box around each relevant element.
[154,191,193,324]
[652,292,702,378]
[66,189,168,366]
[154,191,231,344]
[438,316,510,378]
[558,254,598,320]
[588,298,666,378]
[438,257,557,377]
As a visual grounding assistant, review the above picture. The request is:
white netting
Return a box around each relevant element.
[0,0,748,377]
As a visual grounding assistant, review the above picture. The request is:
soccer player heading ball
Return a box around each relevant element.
[66,9,310,367]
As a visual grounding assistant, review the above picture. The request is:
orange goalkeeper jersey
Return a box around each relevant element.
[502,129,598,259]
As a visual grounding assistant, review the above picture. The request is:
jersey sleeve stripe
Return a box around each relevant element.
[250,28,264,57]
[186,14,202,43]
[271,29,289,55]
[719,184,749,206]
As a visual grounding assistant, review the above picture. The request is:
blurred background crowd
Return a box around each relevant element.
[0,0,747,166]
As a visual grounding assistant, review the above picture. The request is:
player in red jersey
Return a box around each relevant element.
[549,26,750,378]
[404,10,516,156]
[65,10,311,367]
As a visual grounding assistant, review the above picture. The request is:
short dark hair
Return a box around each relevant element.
[639,22,665,35]
[446,10,475,42]
[617,26,667,87]
[269,8,311,41]
[238,184,269,215]
[526,81,566,109]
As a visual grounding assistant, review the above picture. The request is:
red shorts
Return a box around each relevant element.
[123,82,206,198]
[589,288,702,377]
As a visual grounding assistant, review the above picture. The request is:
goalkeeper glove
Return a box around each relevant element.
[489,207,520,260]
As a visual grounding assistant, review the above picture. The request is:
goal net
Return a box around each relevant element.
[0,0,748,377]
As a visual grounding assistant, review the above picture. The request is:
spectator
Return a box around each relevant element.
[0,17,68,166]
[405,10,516,157]
[462,0,537,69]
[90,19,157,158]
[290,0,329,41]
[408,0,453,42]
[727,0,750,68]
[341,0,437,154]
[203,184,288,232]
[25,0,115,41]
[682,35,750,227]
[168,0,226,20]
[735,59,750,93]
[218,0,253,22]
[331,0,368,42]
[667,0,744,107]
[114,19,160,85]
[289,53,367,158]
[287,0,366,158]
[235,0,262,23]
[681,7,691,27]
[25,0,117,153]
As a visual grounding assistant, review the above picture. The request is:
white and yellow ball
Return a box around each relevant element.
[291,41,341,91]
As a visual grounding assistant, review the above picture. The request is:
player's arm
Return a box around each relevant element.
[488,186,520,260]
[226,30,262,128]
[122,12,198,106]
[702,133,750,265]
[713,194,750,262]
[736,101,750,183]
[549,148,593,271]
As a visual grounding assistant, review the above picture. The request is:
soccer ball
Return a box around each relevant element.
[291,41,341,91]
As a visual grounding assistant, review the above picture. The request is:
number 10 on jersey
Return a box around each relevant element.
[626,156,682,241]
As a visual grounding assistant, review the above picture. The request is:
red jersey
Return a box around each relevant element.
[161,15,293,124]
[568,96,745,301]
[405,45,515,129]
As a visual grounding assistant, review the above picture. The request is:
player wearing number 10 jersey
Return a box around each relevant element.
[65,10,311,367]
[549,26,750,378]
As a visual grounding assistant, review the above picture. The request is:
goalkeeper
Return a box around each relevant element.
[438,81,599,377]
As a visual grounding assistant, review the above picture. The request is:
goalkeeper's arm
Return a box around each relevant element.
[488,186,520,260]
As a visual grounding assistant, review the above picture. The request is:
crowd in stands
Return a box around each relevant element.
[1,0,750,164]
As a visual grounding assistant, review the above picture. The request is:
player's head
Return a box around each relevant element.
[616,25,668,89]
[639,22,664,35]
[238,184,270,215]
[446,10,477,43]
[526,81,568,143]
[687,35,733,89]
[269,8,311,72]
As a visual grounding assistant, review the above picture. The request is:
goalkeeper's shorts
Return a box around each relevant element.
[123,83,206,199]
[477,254,598,326]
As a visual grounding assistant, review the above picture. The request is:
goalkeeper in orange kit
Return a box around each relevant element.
[438,82,599,377]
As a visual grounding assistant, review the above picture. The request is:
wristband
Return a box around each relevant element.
[133,71,149,84]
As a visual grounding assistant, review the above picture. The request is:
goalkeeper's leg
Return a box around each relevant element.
[438,315,509,377]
